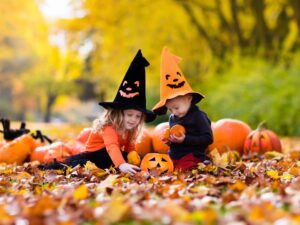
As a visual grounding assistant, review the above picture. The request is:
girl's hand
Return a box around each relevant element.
[118,163,141,175]
[169,132,185,144]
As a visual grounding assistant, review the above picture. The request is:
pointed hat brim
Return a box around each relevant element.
[152,91,204,115]
[99,102,156,122]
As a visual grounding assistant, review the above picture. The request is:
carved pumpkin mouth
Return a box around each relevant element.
[166,81,185,89]
[119,90,140,98]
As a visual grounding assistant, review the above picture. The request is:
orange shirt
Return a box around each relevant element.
[85,125,135,167]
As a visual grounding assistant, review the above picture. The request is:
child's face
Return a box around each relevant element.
[123,109,142,130]
[165,95,192,118]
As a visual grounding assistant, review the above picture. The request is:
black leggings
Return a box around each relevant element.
[39,148,128,170]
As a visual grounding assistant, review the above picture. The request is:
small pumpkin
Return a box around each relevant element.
[208,118,252,154]
[170,124,186,137]
[127,151,141,166]
[152,122,169,154]
[135,128,153,156]
[0,134,35,164]
[243,122,282,155]
[140,153,174,174]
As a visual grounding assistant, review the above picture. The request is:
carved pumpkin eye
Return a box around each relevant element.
[134,81,140,87]
[122,81,128,86]
[166,74,170,80]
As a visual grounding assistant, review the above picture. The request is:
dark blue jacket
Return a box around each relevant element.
[169,104,213,160]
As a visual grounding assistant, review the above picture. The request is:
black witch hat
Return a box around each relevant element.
[99,50,156,122]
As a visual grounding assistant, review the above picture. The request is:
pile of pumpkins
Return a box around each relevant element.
[0,117,282,174]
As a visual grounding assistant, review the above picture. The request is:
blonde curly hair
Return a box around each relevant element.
[92,108,145,145]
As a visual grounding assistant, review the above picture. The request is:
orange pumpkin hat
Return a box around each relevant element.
[152,47,205,115]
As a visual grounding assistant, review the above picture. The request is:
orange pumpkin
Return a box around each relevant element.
[68,141,86,155]
[43,144,71,163]
[127,151,141,166]
[243,122,282,155]
[162,128,170,142]
[135,128,153,156]
[152,122,169,154]
[31,141,71,163]
[208,119,252,154]
[170,124,186,137]
[76,127,92,144]
[140,153,174,174]
[66,127,92,155]
[0,139,5,149]
[0,134,36,164]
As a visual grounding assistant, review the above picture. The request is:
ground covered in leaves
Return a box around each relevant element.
[1,137,300,225]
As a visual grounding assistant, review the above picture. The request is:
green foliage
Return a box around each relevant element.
[200,53,300,136]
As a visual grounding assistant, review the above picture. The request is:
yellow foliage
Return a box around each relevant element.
[266,170,280,179]
[73,184,88,200]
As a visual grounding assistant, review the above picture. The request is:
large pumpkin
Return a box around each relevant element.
[140,153,174,174]
[152,122,169,154]
[0,134,36,164]
[31,141,71,163]
[135,128,153,156]
[208,119,252,154]
[43,142,71,163]
[67,127,92,155]
[76,127,92,144]
[243,122,282,155]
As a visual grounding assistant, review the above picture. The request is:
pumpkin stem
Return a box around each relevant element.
[257,121,268,130]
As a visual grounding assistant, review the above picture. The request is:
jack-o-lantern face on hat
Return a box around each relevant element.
[140,153,174,174]
[119,80,140,98]
[165,71,185,89]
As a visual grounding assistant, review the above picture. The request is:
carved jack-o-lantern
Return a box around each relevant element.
[165,71,185,89]
[140,153,174,174]
[119,80,140,98]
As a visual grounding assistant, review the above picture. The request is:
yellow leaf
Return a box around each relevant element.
[230,180,246,192]
[0,205,13,222]
[84,161,107,177]
[102,194,129,223]
[209,148,228,168]
[289,167,300,176]
[73,184,88,200]
[96,174,119,193]
[264,151,284,160]
[266,170,280,179]
[281,172,293,181]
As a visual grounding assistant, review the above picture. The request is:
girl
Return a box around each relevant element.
[40,50,156,175]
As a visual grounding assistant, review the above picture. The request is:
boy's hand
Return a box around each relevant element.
[119,163,141,175]
[169,132,185,144]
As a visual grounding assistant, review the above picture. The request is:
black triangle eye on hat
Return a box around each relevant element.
[99,50,156,123]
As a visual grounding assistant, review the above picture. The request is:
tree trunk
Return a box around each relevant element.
[176,0,226,58]
[290,0,300,47]
[249,0,272,50]
[230,0,246,48]
[44,94,57,123]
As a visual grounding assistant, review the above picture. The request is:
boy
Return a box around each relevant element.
[153,47,213,170]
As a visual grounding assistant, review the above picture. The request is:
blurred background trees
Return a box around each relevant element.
[0,0,300,135]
